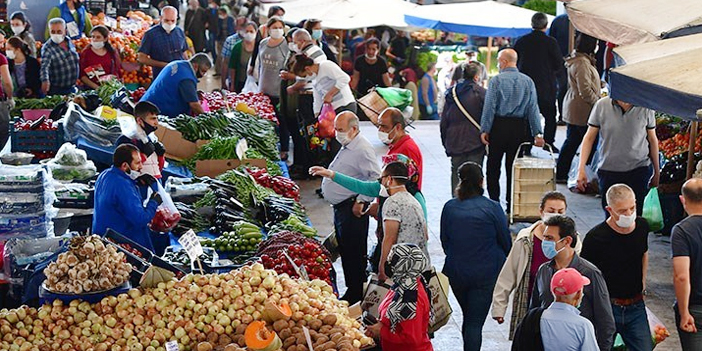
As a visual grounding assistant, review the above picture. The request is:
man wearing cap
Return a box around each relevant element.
[465,48,488,88]
[530,215,615,351]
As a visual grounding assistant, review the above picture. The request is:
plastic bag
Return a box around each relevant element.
[643,188,664,232]
[567,154,600,194]
[375,87,413,110]
[242,75,259,93]
[50,143,88,166]
[0,164,58,240]
[110,87,134,114]
[317,103,336,138]
[150,181,181,232]
[62,102,123,147]
[46,143,97,181]
[647,307,670,345]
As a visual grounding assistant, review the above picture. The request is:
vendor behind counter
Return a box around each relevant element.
[115,101,165,179]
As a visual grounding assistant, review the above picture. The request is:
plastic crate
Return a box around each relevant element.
[10,120,64,153]
[54,189,94,209]
[21,109,53,121]
[102,228,154,263]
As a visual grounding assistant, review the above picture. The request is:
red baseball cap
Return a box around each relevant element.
[551,268,591,296]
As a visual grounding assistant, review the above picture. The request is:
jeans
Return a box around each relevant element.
[450,280,496,351]
[486,117,530,210]
[612,301,653,351]
[333,201,369,305]
[597,166,652,217]
[675,303,702,350]
[556,124,589,180]
[538,97,557,146]
[450,149,485,194]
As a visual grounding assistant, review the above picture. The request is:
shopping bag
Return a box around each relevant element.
[425,267,452,333]
[242,75,259,93]
[150,182,181,233]
[375,87,413,110]
[322,230,339,262]
[361,274,393,319]
[317,103,336,139]
[647,306,670,345]
[643,188,664,232]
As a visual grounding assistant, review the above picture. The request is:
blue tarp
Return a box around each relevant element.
[404,15,533,38]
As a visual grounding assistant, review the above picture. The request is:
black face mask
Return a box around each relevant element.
[196,70,204,79]
[142,122,157,135]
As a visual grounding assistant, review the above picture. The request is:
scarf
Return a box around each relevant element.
[386,243,432,333]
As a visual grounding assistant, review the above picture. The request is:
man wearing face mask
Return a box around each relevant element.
[93,144,162,252]
[350,38,391,96]
[530,215,615,351]
[116,101,166,179]
[40,18,80,96]
[138,6,189,78]
[581,184,652,351]
[377,107,423,190]
[319,111,380,304]
[513,268,599,351]
[141,53,212,118]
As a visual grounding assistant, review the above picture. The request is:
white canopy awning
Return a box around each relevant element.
[261,0,418,30]
[404,1,553,37]
[566,0,702,45]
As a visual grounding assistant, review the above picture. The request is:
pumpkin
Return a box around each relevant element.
[244,321,282,351]
[263,301,292,322]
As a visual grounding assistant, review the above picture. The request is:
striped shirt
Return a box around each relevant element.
[480,67,543,136]
[302,43,327,63]
[39,39,79,88]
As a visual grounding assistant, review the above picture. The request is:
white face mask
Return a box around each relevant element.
[379,184,389,198]
[615,212,636,228]
[541,212,559,223]
[377,128,394,145]
[306,72,317,81]
[269,28,284,40]
[243,32,256,42]
[50,34,64,44]
[365,53,377,60]
[128,168,141,181]
[162,23,176,33]
[288,42,299,53]
[335,131,352,146]
[5,50,15,60]
[11,25,25,35]
[91,40,105,49]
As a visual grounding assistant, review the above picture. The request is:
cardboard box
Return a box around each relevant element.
[195,159,267,178]
[153,125,198,161]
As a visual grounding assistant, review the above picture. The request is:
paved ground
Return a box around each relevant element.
[297,121,680,351]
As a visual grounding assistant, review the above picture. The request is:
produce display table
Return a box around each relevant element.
[38,282,132,305]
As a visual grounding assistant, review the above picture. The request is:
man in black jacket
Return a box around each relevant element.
[513,12,564,152]
[440,62,486,193]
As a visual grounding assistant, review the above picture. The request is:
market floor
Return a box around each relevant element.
[297,121,680,351]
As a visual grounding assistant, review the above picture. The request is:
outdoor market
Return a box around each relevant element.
[0,0,701,350]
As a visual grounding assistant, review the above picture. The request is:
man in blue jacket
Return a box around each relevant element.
[141,53,212,117]
[93,144,162,252]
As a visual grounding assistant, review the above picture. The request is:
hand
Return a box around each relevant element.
[309,166,333,178]
[352,202,365,218]
[480,133,490,145]
[41,82,50,95]
[247,67,253,76]
[680,312,698,333]
[151,193,162,205]
[136,174,158,190]
[6,98,15,110]
[140,141,156,156]
[426,105,434,114]
[323,94,333,104]
[279,70,296,80]
[154,141,166,157]
[395,57,405,64]
[365,323,382,338]
[534,136,545,147]
[649,171,660,188]
[493,317,504,324]
[576,169,589,192]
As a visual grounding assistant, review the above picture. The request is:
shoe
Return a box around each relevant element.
[315,188,324,198]
[557,120,567,126]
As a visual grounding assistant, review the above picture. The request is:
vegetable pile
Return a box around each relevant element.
[13,117,58,132]
[260,241,333,286]
[660,132,702,159]
[0,264,373,351]
[267,216,317,238]
[248,167,300,201]
[10,95,67,117]
[173,202,209,236]
[201,221,263,253]
[198,91,278,124]
[43,235,132,294]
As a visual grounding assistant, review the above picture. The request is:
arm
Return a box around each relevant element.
[40,47,50,94]
[439,203,450,253]
[81,76,99,90]
[575,66,601,106]
[413,192,427,220]
[0,64,13,101]
[591,271,616,351]
[137,52,168,69]
[529,266,543,309]
[492,239,525,321]
[674,256,697,332]
[495,206,512,256]
[179,80,203,115]
[350,70,360,91]
[385,46,397,60]
[382,72,391,87]
[122,189,159,228]
[480,78,498,142]
[581,322,601,351]
[190,102,205,115]
[576,125,600,191]
[525,81,544,137]
[420,76,430,105]
[324,86,340,104]
[647,127,660,187]
[642,251,648,291]
[379,220,399,281]
[333,171,382,197]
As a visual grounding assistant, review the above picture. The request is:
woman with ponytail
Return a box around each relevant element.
[79,25,122,89]
[6,37,41,98]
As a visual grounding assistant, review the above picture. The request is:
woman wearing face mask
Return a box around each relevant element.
[254,17,290,160]
[350,38,391,96]
[10,12,36,58]
[228,21,257,92]
[365,243,433,351]
[6,37,42,98]
[491,191,582,341]
[439,161,510,351]
[309,154,427,273]
[79,26,121,90]
[419,62,439,120]
[303,19,337,64]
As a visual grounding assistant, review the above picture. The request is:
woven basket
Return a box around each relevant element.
[357,91,388,125]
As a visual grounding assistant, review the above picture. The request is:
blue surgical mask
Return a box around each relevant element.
[312,29,323,41]
[541,238,565,260]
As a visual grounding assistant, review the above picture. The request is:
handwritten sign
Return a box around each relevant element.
[165,341,179,351]
[177,229,203,260]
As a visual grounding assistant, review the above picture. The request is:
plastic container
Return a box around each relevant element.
[52,212,73,236]
[21,109,53,121]
[124,83,140,91]
[101,229,154,264]
[10,120,64,154]
[39,281,131,305]
[0,152,34,165]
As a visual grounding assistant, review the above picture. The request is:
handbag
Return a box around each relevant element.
[322,230,340,262]
[452,85,480,130]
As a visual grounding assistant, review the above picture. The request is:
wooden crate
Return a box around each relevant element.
[511,157,555,221]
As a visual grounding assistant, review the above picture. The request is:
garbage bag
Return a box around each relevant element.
[375,87,413,110]
[643,188,664,232]
[62,102,123,147]
[317,103,336,139]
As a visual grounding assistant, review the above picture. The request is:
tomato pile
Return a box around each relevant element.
[107,239,145,259]
[13,117,58,131]
[198,91,278,124]
[660,132,702,158]
[150,207,182,233]
[131,87,146,102]
[260,241,333,286]
[248,167,300,201]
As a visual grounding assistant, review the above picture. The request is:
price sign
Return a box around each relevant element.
[236,138,249,160]
[178,229,203,261]
[283,249,309,281]
[165,341,179,351]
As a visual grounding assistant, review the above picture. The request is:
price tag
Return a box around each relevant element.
[165,341,179,351]
[236,139,249,160]
[283,249,309,281]
[302,326,314,351]
[178,229,203,261]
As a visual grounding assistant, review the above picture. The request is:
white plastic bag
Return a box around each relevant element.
[242,75,259,93]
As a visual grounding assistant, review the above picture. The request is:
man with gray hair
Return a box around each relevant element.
[138,6,189,78]
[141,53,212,117]
[40,18,79,95]
[377,107,424,189]
[309,111,381,304]
[581,183,653,351]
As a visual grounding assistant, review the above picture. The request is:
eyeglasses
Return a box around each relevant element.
[378,175,389,182]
